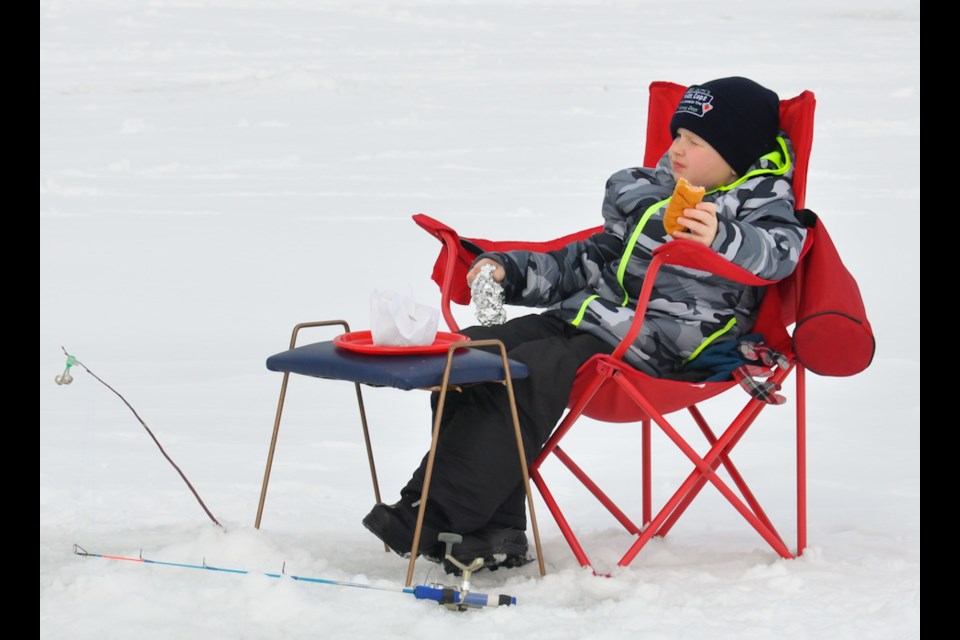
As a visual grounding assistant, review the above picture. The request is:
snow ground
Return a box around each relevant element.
[41,2,920,638]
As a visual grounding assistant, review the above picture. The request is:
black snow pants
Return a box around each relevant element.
[400,313,613,533]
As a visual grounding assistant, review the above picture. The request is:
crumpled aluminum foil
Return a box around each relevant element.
[471,263,507,326]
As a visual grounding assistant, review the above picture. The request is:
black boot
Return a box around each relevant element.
[362,499,446,559]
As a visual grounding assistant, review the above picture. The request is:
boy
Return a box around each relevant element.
[363,77,807,570]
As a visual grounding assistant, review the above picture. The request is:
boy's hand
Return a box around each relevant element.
[673,202,719,246]
[467,258,505,287]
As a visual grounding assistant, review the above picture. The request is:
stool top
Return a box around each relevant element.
[266,341,529,390]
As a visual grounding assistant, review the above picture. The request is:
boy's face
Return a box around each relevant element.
[668,128,737,190]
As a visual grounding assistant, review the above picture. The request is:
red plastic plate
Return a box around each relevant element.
[333,330,471,355]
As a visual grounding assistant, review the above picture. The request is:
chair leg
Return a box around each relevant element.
[536,374,606,462]
[530,468,593,568]
[654,430,793,560]
[531,373,609,569]
[657,404,784,547]
[797,365,807,555]
[617,381,794,565]
[642,418,651,526]
[618,440,793,567]
[553,447,642,535]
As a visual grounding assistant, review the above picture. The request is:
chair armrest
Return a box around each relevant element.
[610,240,775,361]
[413,213,601,332]
[651,239,776,287]
[414,214,470,331]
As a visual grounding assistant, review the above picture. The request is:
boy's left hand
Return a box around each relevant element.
[673,202,718,247]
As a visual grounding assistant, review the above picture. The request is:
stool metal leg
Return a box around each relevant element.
[255,370,292,529]
[494,340,547,580]
[405,356,452,587]
[256,320,384,532]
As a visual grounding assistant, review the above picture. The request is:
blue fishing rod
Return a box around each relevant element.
[73,543,517,610]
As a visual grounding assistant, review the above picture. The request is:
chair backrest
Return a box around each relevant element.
[643,81,816,210]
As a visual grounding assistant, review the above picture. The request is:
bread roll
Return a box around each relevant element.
[663,177,706,236]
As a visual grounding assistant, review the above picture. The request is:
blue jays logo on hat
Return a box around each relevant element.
[676,88,715,118]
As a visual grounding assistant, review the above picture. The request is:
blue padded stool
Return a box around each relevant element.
[255,320,544,586]
[266,340,528,390]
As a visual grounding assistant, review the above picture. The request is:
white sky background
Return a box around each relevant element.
[40,1,920,638]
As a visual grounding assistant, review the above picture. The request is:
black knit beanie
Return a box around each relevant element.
[669,77,780,176]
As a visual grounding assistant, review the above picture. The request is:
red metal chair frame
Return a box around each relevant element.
[531,236,812,570]
[414,81,818,572]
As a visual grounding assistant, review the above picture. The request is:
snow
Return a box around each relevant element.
[40,1,920,638]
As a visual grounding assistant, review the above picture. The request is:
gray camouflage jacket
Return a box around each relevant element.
[478,134,807,377]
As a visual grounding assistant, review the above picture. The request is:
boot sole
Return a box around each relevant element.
[441,552,534,575]
[424,530,532,575]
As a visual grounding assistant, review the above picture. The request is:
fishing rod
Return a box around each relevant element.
[73,539,517,610]
[55,349,223,529]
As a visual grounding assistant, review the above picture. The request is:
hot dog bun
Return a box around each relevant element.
[663,177,706,236]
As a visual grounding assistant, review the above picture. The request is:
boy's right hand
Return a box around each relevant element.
[467,258,506,287]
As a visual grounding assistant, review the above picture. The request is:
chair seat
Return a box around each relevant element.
[266,341,529,390]
[573,355,738,423]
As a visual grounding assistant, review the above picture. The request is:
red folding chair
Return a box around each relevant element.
[413,81,873,573]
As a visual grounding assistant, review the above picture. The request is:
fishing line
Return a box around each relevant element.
[56,347,224,529]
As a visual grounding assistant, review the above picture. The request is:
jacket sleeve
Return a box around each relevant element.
[711,175,807,281]
[479,231,622,306]
[475,168,663,307]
